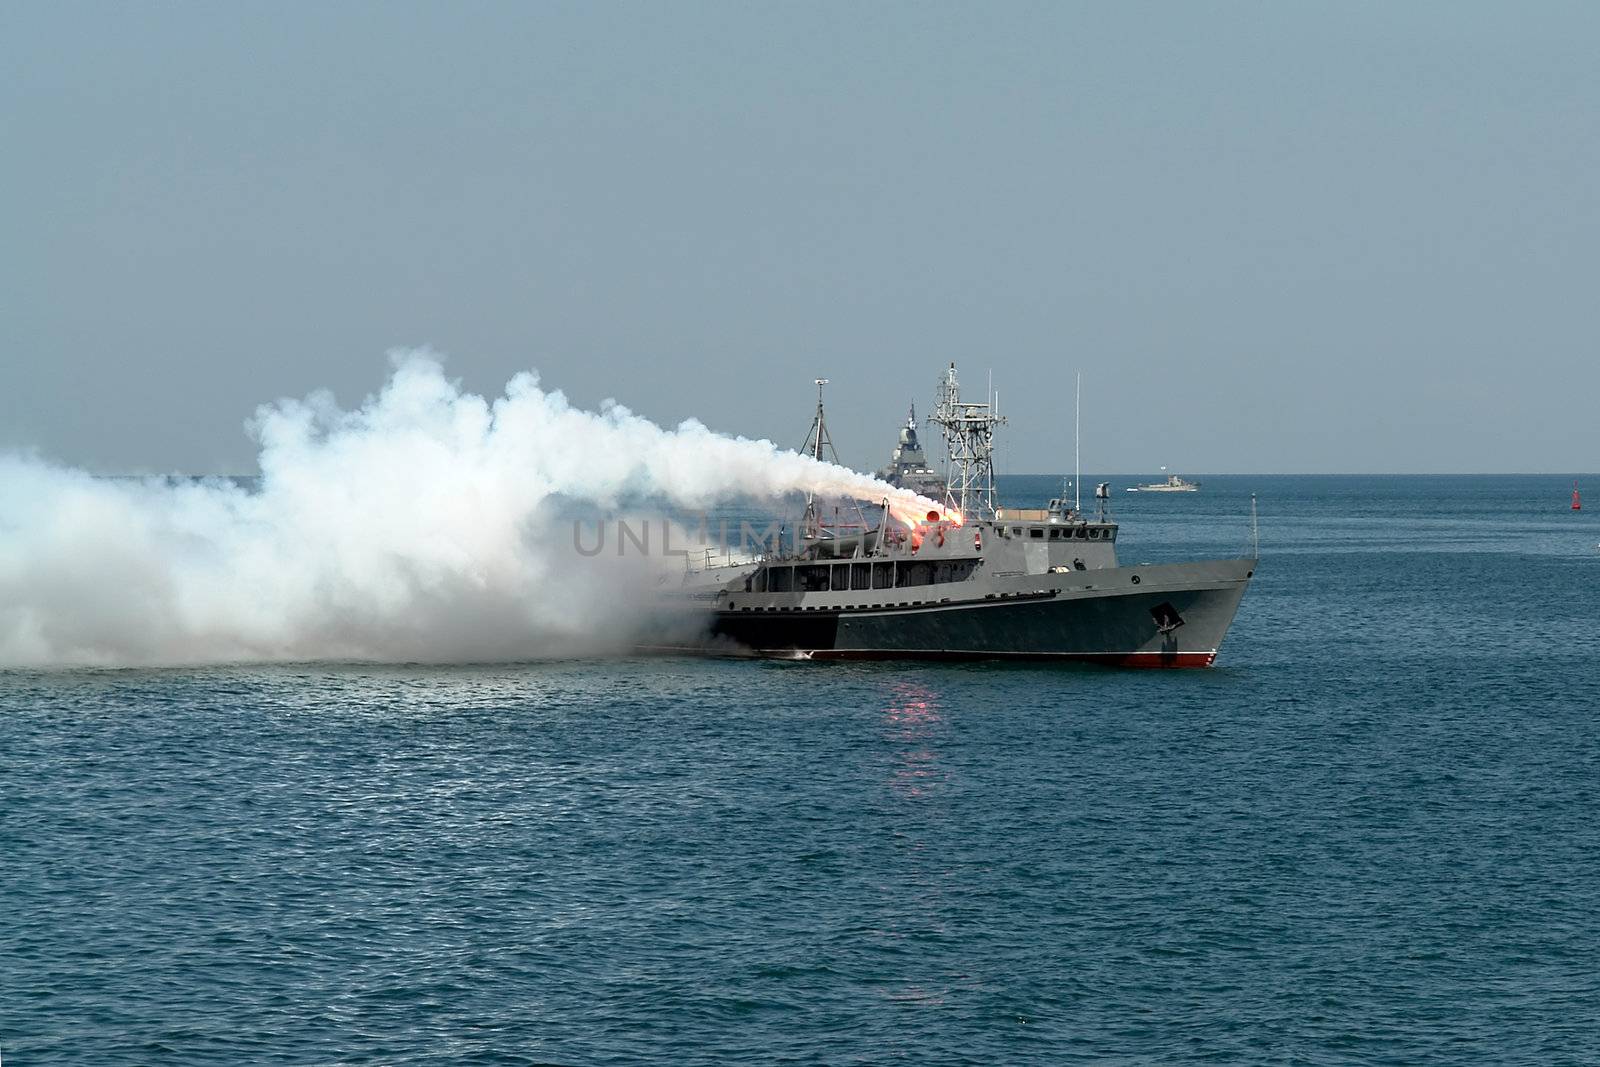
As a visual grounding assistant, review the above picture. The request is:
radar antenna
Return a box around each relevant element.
[929,362,1006,519]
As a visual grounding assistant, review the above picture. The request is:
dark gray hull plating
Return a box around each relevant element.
[708,559,1253,667]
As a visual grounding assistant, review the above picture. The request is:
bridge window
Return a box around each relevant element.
[831,564,850,591]
[938,560,978,583]
[872,561,894,589]
[851,562,871,590]
[1029,528,1044,539]
[797,565,830,591]
[767,566,793,592]
[896,561,933,587]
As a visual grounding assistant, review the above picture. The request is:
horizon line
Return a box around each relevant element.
[83,469,1599,480]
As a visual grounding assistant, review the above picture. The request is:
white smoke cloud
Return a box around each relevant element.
[0,350,938,667]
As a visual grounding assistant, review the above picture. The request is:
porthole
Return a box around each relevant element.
[1130,574,1141,585]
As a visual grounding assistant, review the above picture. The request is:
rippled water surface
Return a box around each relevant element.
[4,476,1598,1064]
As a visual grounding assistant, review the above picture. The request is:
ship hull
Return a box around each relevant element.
[704,559,1252,668]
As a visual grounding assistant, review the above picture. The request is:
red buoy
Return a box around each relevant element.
[1576,481,1584,511]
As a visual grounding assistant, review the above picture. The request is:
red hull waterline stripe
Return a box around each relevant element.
[636,646,1220,668]
[806,649,1220,668]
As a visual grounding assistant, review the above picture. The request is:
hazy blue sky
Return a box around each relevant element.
[4,1,1596,474]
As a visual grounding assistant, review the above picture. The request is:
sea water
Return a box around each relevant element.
[3,475,1597,1064]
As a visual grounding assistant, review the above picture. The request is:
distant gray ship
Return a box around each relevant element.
[1128,468,1201,492]
[671,364,1254,667]
[876,404,947,500]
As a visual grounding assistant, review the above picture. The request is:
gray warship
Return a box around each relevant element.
[876,403,947,499]
[679,364,1255,667]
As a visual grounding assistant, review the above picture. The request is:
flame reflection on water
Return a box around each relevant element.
[882,681,947,800]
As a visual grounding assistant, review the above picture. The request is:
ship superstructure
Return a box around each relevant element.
[679,364,1254,667]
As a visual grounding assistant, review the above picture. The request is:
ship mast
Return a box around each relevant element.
[799,378,838,540]
[1074,371,1081,513]
[799,377,838,464]
[929,361,1006,519]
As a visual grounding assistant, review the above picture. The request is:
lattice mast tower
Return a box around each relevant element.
[799,378,838,538]
[799,378,838,465]
[929,362,1006,520]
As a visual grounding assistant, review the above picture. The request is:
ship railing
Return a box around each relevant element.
[683,545,763,573]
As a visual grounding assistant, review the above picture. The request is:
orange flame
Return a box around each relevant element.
[885,494,964,534]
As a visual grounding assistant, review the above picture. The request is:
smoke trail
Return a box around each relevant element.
[0,351,944,667]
